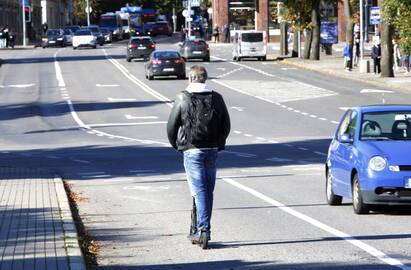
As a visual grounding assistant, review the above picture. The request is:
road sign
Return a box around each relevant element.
[370,7,380,25]
[182,9,189,17]
[19,0,29,6]
[85,6,92,13]
[191,0,200,7]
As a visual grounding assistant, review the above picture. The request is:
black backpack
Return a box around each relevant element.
[183,91,220,145]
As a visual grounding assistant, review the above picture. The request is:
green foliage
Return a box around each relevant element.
[382,0,411,54]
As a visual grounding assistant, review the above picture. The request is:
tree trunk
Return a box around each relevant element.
[292,29,299,57]
[380,18,394,77]
[343,0,353,68]
[303,30,312,59]
[310,0,321,60]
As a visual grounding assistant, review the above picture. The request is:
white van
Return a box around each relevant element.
[232,30,267,61]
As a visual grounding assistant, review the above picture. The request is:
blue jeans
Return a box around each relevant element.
[184,148,218,232]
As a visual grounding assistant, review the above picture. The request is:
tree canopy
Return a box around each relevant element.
[382,0,411,54]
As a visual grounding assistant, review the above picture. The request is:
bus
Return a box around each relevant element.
[120,6,157,35]
[99,13,123,40]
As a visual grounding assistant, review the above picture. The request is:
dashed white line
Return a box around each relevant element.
[223,178,408,270]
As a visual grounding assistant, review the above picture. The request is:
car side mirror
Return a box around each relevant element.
[338,134,353,144]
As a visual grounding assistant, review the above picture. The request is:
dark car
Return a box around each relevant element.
[179,39,210,62]
[99,28,113,43]
[65,25,81,34]
[145,50,186,80]
[42,29,66,48]
[152,21,172,37]
[143,22,157,36]
[126,36,156,62]
[87,26,105,45]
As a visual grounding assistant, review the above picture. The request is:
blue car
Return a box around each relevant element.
[326,105,411,214]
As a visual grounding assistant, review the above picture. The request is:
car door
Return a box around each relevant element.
[330,110,358,196]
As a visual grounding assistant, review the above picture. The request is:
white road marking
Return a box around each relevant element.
[216,67,226,71]
[78,172,106,176]
[129,170,157,173]
[244,134,253,137]
[230,106,244,112]
[319,117,327,121]
[0,83,35,88]
[331,121,339,124]
[87,122,167,128]
[96,84,119,87]
[269,140,279,144]
[281,67,297,70]
[266,157,292,163]
[81,175,112,179]
[108,97,137,102]
[234,130,242,134]
[339,107,350,111]
[71,159,90,164]
[310,115,317,118]
[256,137,265,140]
[125,115,158,120]
[223,178,409,270]
[314,151,327,157]
[360,89,394,94]
[53,49,170,147]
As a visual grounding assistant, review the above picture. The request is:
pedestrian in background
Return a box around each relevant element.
[1,25,10,48]
[354,32,360,66]
[223,24,230,43]
[393,39,401,72]
[343,42,352,72]
[213,24,219,43]
[167,65,230,247]
[371,40,381,75]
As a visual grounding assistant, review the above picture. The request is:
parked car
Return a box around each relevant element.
[62,28,73,45]
[326,105,411,214]
[42,29,66,48]
[99,28,113,43]
[232,30,267,61]
[145,50,185,80]
[151,21,172,37]
[87,26,105,46]
[72,29,97,49]
[179,39,210,62]
[126,36,156,62]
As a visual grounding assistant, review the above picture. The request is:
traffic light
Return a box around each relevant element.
[24,6,31,22]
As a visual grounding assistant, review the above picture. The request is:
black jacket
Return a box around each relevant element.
[167,90,230,151]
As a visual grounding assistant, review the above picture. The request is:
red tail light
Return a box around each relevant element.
[149,44,156,49]
[128,44,137,49]
[152,59,162,64]
[175,59,184,63]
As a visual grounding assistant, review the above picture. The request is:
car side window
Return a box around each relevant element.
[347,111,358,137]
[337,111,352,137]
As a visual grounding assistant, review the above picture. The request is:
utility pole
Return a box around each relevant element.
[86,0,90,26]
[22,0,27,46]
[187,0,192,37]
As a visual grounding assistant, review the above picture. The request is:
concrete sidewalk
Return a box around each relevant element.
[0,168,85,270]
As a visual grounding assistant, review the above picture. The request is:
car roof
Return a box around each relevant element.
[354,105,411,113]
[153,50,180,57]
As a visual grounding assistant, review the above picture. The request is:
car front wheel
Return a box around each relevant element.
[326,171,342,205]
[352,174,370,214]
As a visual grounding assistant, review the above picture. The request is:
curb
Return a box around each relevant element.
[281,58,410,93]
[54,176,87,270]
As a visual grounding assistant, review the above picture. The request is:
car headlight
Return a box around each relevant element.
[57,37,63,41]
[369,156,387,171]
[42,38,48,42]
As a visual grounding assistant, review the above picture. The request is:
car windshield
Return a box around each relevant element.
[47,30,61,36]
[153,51,180,59]
[130,38,151,45]
[187,40,207,47]
[360,111,411,141]
[242,33,263,42]
[75,30,92,36]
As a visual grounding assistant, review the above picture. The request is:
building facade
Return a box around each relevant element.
[212,0,278,41]
[0,0,73,45]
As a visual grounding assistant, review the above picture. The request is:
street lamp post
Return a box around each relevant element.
[359,0,369,73]
[22,0,27,46]
[86,0,90,26]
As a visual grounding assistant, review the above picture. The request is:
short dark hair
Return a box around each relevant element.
[189,65,208,83]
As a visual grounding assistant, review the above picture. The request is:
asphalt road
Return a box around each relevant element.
[1,36,411,270]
